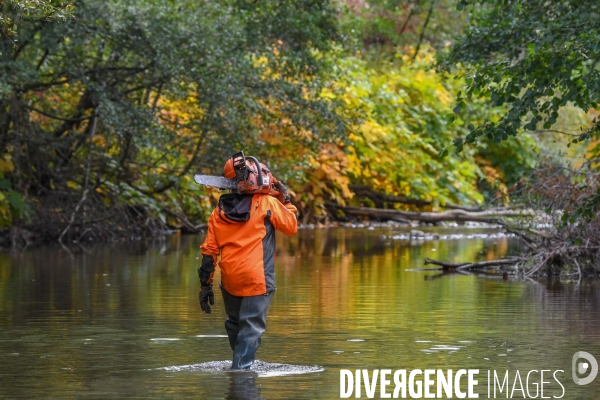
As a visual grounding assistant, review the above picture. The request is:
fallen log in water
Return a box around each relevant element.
[424,257,525,271]
[326,201,535,224]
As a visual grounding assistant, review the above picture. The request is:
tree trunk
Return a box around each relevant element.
[326,202,535,224]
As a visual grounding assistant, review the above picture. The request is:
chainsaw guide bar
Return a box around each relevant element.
[194,174,237,190]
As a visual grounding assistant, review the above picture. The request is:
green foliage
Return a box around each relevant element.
[330,53,506,207]
[440,0,600,146]
[0,0,549,238]
[0,0,343,238]
[441,0,600,220]
[0,0,74,51]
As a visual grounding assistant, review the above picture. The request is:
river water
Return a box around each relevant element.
[1,226,599,399]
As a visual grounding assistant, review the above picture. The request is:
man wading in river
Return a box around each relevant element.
[197,155,298,370]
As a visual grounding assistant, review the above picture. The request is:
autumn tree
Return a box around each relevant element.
[0,0,343,243]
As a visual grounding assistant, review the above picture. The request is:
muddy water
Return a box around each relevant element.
[0,226,599,399]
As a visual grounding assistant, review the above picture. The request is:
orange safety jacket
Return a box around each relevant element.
[199,193,298,297]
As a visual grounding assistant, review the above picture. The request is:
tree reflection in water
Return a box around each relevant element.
[1,229,600,399]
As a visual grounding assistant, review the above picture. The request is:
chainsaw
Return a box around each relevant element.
[194,151,281,196]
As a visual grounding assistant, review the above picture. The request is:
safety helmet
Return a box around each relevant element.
[223,158,236,179]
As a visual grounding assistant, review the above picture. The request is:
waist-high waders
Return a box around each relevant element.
[221,286,274,369]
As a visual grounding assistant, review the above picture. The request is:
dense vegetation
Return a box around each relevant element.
[441,0,599,216]
[0,0,596,247]
[441,0,600,275]
[0,0,343,242]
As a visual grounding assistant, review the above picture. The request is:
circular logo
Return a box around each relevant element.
[572,351,598,385]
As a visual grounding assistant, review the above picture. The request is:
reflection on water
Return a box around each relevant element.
[0,226,599,399]
[227,373,263,400]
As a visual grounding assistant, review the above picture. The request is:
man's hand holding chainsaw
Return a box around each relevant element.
[276,181,292,205]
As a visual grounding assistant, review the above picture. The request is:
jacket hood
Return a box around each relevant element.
[218,193,253,223]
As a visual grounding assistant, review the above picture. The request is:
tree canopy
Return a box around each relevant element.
[0,0,548,242]
[0,0,344,239]
[441,0,599,148]
[0,1,74,48]
[440,0,600,220]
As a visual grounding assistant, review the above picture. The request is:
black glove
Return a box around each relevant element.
[276,181,291,205]
[199,284,215,314]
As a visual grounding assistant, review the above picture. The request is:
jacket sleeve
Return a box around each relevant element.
[198,209,220,286]
[268,196,298,236]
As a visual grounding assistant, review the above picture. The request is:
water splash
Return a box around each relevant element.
[158,360,324,377]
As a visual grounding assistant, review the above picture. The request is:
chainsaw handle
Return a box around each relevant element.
[231,151,248,181]
[246,156,263,189]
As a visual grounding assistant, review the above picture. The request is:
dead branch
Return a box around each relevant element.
[327,201,535,224]
[26,105,97,122]
[496,220,538,251]
[456,259,524,271]
[424,257,524,271]
[444,203,485,212]
[424,258,470,270]
[525,253,553,277]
